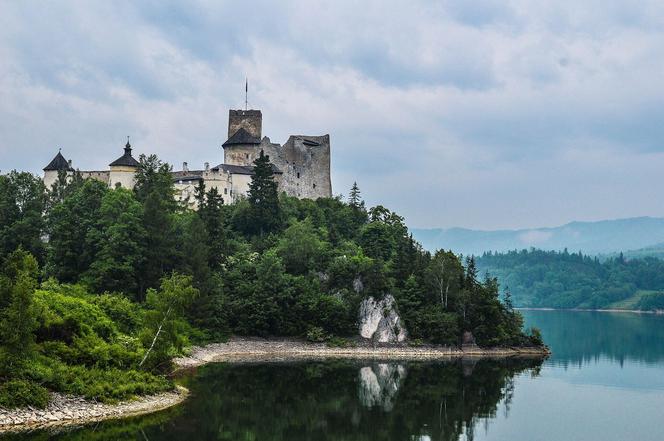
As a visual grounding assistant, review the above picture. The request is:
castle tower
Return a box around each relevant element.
[223,109,262,166]
[108,140,140,189]
[43,150,74,190]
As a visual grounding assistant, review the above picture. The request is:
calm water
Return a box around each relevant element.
[5,310,664,441]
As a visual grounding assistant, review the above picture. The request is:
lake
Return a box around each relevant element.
[4,310,664,440]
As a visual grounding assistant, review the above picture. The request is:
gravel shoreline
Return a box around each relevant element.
[174,336,549,368]
[0,386,187,434]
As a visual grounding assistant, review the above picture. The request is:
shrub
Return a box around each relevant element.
[306,326,328,343]
[527,327,544,347]
[326,337,355,348]
[0,380,49,409]
[24,356,172,403]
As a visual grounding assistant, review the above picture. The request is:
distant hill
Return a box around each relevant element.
[475,248,664,310]
[412,217,664,256]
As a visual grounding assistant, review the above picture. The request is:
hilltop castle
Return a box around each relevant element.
[43,108,332,206]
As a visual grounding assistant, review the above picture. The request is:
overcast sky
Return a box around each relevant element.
[1,1,664,230]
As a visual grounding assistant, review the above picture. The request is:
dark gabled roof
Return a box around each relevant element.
[109,142,140,167]
[211,163,282,175]
[212,164,254,175]
[222,127,261,147]
[173,175,203,183]
[43,151,74,171]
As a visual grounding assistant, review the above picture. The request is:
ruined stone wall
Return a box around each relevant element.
[228,110,262,138]
[223,144,259,167]
[78,170,110,185]
[262,135,332,199]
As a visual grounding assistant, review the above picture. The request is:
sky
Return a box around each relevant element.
[1,0,664,230]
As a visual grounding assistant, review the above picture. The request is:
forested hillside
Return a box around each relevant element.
[477,249,664,310]
[0,152,539,408]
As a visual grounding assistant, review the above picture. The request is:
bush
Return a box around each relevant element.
[0,380,49,409]
[306,326,328,342]
[24,356,172,403]
[527,327,544,347]
[326,337,355,348]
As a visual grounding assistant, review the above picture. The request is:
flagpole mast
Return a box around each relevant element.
[245,78,248,111]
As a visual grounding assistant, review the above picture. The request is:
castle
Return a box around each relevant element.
[43,108,332,206]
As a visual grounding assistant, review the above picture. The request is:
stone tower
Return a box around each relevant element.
[223,110,263,166]
[108,141,140,188]
[228,109,262,139]
[43,150,74,189]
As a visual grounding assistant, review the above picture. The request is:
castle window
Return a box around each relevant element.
[297,172,300,178]
[313,183,316,189]
[224,188,228,195]
[245,153,249,159]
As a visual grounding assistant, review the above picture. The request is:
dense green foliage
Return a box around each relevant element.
[477,249,664,310]
[0,153,537,408]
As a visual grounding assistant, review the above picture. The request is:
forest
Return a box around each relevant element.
[0,151,539,408]
[477,249,664,310]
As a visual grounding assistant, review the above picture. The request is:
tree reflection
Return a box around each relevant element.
[6,358,542,441]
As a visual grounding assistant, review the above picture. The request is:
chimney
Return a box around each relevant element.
[68,160,72,167]
[204,162,210,172]
[183,162,189,173]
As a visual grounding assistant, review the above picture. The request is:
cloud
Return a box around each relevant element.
[1,0,664,229]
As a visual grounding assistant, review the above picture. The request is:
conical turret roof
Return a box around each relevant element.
[109,142,140,167]
[43,150,73,171]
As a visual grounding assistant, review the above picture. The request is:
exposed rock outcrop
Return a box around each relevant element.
[358,294,407,343]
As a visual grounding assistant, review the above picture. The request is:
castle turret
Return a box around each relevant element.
[223,109,263,166]
[108,140,140,189]
[43,150,74,189]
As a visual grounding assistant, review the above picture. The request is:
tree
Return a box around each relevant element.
[0,172,46,261]
[359,222,395,261]
[245,150,281,235]
[139,273,198,370]
[199,187,226,268]
[46,179,108,282]
[504,286,514,312]
[276,218,327,275]
[0,249,38,375]
[348,182,364,209]
[133,154,176,209]
[45,169,83,212]
[133,155,178,295]
[84,188,145,296]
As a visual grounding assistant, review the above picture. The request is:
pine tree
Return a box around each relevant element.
[194,180,207,209]
[504,285,514,312]
[134,155,177,296]
[199,187,225,268]
[246,150,281,235]
[348,182,364,209]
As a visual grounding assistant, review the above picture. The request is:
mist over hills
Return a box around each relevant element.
[411,217,664,256]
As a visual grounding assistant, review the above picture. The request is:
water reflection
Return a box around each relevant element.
[358,363,406,411]
[2,358,543,441]
[521,309,664,365]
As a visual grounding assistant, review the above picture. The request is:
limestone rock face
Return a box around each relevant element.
[358,294,407,343]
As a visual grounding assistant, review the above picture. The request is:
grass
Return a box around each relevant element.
[608,290,662,310]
